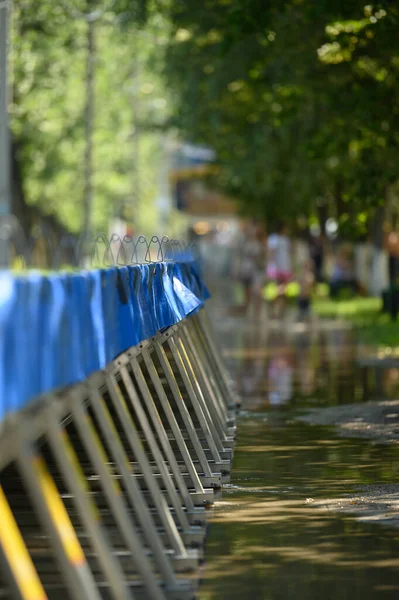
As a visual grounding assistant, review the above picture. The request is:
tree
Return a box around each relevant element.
[161,1,399,234]
[10,0,171,239]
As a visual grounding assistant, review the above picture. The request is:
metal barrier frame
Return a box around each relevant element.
[0,308,237,600]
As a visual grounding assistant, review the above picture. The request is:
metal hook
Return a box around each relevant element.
[160,236,174,262]
[0,217,193,270]
[108,234,127,266]
[147,235,164,263]
[117,235,134,266]
[132,235,149,264]
[106,234,123,267]
[92,233,112,267]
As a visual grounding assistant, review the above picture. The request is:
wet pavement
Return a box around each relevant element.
[199,311,399,599]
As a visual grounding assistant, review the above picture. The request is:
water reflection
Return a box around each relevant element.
[295,333,316,396]
[200,315,399,600]
[225,321,399,407]
[267,348,293,405]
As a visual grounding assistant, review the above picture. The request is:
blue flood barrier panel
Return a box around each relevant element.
[172,263,202,318]
[0,258,207,419]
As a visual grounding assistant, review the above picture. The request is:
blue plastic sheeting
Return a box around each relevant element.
[0,260,209,420]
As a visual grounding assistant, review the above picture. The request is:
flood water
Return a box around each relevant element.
[200,312,399,599]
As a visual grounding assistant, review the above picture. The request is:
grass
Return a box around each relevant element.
[313,296,382,321]
[358,317,399,348]
[312,295,399,348]
[262,282,398,348]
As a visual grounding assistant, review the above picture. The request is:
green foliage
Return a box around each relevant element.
[161,1,399,230]
[11,0,170,235]
[14,0,399,237]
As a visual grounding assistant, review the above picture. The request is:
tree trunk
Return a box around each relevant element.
[82,15,95,247]
[369,203,388,296]
[0,1,11,266]
[11,138,31,234]
[130,32,141,233]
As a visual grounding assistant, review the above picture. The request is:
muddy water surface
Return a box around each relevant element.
[200,315,399,599]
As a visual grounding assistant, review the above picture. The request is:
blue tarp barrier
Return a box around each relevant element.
[0,259,209,421]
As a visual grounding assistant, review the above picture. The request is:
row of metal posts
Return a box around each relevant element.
[0,309,238,600]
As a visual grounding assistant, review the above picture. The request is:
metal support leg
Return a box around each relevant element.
[184,318,232,425]
[141,347,205,497]
[173,327,232,458]
[129,353,195,519]
[189,313,234,415]
[70,395,167,600]
[166,333,222,463]
[45,403,133,600]
[16,430,102,600]
[103,376,191,556]
[153,339,219,486]
[0,485,48,600]
[171,331,233,477]
[179,323,233,442]
[193,310,238,409]
[87,383,190,574]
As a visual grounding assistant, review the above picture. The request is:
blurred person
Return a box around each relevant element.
[252,224,268,316]
[308,228,325,283]
[330,245,359,299]
[294,234,310,273]
[266,222,292,317]
[297,261,315,321]
[385,216,399,286]
[237,223,266,314]
[267,222,292,282]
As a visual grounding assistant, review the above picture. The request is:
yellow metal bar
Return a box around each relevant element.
[60,429,91,493]
[31,456,85,567]
[0,485,47,600]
